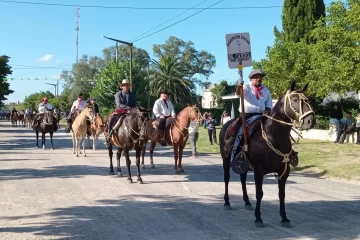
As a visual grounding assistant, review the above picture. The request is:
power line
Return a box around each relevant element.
[133,0,224,43]
[0,0,284,10]
[130,0,209,42]
[10,64,72,68]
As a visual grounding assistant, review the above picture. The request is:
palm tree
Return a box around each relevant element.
[150,55,194,103]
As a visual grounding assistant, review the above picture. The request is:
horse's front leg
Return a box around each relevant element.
[36,131,39,148]
[42,132,46,150]
[108,144,114,175]
[178,142,186,173]
[240,172,252,210]
[149,141,156,169]
[140,145,146,169]
[124,149,132,183]
[254,170,265,227]
[135,147,143,184]
[50,131,54,150]
[116,148,123,177]
[173,144,180,174]
[279,166,291,227]
[82,135,86,157]
[93,135,97,150]
[87,135,91,149]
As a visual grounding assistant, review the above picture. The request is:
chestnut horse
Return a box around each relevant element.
[140,104,203,174]
[87,114,105,150]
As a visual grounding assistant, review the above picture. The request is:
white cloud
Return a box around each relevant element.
[39,54,54,61]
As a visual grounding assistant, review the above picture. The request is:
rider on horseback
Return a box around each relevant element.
[232,69,298,174]
[153,89,176,146]
[25,107,32,118]
[105,79,136,147]
[90,98,99,116]
[32,97,53,129]
[65,93,87,133]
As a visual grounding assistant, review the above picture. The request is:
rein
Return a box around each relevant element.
[121,110,150,146]
[260,90,314,180]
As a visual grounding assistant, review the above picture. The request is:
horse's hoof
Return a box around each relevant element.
[179,168,185,173]
[51,148,54,150]
[117,172,123,177]
[109,171,114,175]
[43,148,46,150]
[128,179,133,184]
[36,146,38,148]
[150,164,156,169]
[255,221,265,228]
[137,178,143,184]
[281,221,292,228]
[245,204,253,210]
[83,154,86,157]
[76,155,79,157]
[175,169,180,174]
[141,164,145,169]
[224,205,232,210]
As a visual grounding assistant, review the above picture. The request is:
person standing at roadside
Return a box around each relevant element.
[189,120,199,158]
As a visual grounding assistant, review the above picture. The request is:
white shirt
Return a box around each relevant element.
[25,109,32,114]
[238,83,272,113]
[153,98,175,118]
[38,103,53,114]
[71,100,87,113]
[222,116,231,125]
[189,120,199,134]
[19,111,24,115]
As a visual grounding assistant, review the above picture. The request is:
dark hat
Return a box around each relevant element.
[159,89,170,95]
[90,98,96,101]
[78,93,83,98]
[248,69,265,79]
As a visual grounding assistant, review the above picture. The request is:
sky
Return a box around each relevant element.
[0,0,337,103]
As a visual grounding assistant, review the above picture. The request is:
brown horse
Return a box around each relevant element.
[87,114,105,150]
[220,81,315,227]
[24,114,33,129]
[140,104,203,174]
[11,112,19,127]
[108,107,152,184]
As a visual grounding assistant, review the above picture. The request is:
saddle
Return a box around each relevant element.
[151,118,173,131]
[42,113,53,125]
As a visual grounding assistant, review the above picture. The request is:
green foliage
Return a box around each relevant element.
[282,0,325,43]
[23,91,55,110]
[150,55,193,103]
[0,55,14,107]
[152,36,216,86]
[210,80,236,109]
[254,1,360,102]
[91,60,148,109]
[102,45,150,68]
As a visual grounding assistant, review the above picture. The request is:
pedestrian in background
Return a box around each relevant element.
[206,113,217,145]
[189,119,199,158]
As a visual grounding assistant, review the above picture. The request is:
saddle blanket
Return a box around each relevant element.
[230,115,262,165]
[105,111,127,133]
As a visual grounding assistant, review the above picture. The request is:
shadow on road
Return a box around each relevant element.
[0,194,359,240]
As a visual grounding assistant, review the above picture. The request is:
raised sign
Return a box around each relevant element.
[225,32,252,69]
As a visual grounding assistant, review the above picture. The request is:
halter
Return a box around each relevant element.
[122,109,150,145]
[260,90,315,180]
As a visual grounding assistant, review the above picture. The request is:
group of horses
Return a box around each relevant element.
[14,81,316,227]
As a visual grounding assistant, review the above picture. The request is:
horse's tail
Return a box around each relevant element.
[219,119,236,169]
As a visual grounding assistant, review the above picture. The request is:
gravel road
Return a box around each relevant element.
[0,120,359,240]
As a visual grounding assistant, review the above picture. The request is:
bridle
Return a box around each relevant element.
[123,109,150,144]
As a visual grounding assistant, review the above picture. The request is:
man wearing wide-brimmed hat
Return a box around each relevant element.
[64,93,88,133]
[105,79,136,147]
[153,89,175,146]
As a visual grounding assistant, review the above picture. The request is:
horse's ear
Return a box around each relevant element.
[186,103,191,107]
[289,79,296,91]
[300,82,309,93]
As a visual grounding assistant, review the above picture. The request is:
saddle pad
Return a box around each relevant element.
[111,134,123,148]
[225,115,263,158]
[104,114,121,133]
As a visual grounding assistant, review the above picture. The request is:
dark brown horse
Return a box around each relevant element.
[35,111,60,150]
[11,112,19,127]
[108,107,152,184]
[140,104,203,174]
[220,81,315,227]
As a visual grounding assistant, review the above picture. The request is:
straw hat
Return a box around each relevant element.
[121,79,131,86]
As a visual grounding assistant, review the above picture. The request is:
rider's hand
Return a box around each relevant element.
[160,115,165,119]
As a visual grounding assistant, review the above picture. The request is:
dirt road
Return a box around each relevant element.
[0,121,359,240]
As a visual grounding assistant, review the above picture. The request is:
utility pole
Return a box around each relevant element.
[75,7,80,64]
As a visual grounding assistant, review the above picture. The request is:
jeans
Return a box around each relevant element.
[189,132,199,155]
[330,118,346,134]
[207,128,217,144]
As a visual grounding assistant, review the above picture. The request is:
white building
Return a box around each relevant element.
[202,84,218,109]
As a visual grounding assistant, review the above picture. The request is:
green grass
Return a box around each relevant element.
[185,127,360,181]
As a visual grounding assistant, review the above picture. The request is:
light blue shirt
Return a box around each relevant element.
[238,83,272,113]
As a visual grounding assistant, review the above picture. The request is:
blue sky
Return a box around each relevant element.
[1,0,336,103]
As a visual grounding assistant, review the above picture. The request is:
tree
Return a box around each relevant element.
[150,55,194,103]
[210,80,236,109]
[23,91,55,110]
[102,45,150,68]
[152,36,216,86]
[91,60,148,111]
[282,0,325,43]
[0,55,14,107]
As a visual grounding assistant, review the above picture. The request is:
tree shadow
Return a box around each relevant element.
[1,194,359,240]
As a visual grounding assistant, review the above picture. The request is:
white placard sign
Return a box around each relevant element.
[225,32,252,69]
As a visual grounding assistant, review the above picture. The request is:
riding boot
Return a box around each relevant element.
[157,130,166,146]
[105,128,116,147]
[230,122,249,174]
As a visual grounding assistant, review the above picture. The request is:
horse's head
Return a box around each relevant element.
[283,80,315,130]
[136,107,153,141]
[187,104,203,126]
[83,105,95,122]
[93,114,105,134]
